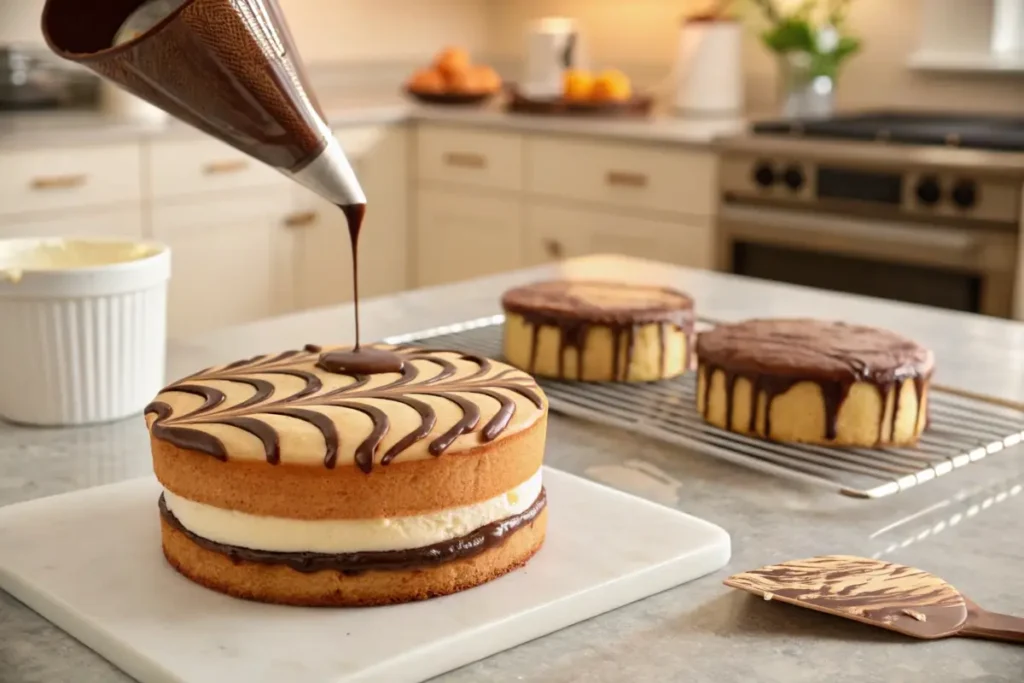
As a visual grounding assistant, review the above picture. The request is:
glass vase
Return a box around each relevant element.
[778,51,834,119]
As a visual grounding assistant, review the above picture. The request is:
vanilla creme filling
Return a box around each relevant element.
[163,468,543,554]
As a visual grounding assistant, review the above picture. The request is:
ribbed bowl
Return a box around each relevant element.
[0,238,171,426]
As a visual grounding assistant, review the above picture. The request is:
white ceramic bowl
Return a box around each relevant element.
[0,238,171,426]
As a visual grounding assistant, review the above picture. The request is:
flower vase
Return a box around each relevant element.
[778,51,834,119]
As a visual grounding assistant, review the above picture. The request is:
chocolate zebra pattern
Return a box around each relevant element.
[145,344,546,473]
[725,555,969,638]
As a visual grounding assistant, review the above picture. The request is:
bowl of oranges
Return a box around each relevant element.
[509,68,651,117]
[406,47,503,105]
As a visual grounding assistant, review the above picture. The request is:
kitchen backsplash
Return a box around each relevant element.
[2,0,1022,114]
[489,0,1024,115]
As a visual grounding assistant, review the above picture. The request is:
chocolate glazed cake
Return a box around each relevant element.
[696,319,934,447]
[145,344,549,606]
[502,281,695,382]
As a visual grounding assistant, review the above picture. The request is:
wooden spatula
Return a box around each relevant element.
[724,555,1024,644]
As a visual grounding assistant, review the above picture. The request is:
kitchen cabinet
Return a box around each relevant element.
[0,205,145,240]
[0,143,142,217]
[152,187,295,335]
[526,136,716,217]
[415,187,524,287]
[411,126,719,287]
[525,204,714,270]
[292,126,409,311]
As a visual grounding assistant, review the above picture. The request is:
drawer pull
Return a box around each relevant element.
[606,170,649,188]
[544,238,565,260]
[202,159,249,175]
[283,211,318,228]
[444,152,487,169]
[30,174,87,190]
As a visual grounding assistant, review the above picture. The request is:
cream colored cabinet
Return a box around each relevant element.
[0,205,145,240]
[526,136,716,217]
[291,125,409,310]
[415,188,524,287]
[525,204,714,270]
[0,143,142,217]
[152,187,294,335]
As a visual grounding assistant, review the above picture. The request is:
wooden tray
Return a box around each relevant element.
[405,89,494,106]
[507,90,653,118]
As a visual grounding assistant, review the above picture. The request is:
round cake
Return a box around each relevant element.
[695,319,934,447]
[501,280,695,382]
[145,343,549,606]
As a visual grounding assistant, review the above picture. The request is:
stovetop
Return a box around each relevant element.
[751,111,1024,152]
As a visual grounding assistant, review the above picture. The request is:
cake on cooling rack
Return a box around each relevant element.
[501,280,695,382]
[695,319,934,447]
[145,344,548,606]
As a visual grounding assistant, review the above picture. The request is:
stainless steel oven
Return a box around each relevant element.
[716,139,1022,318]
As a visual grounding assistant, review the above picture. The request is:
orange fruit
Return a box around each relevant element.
[469,65,503,94]
[407,68,446,94]
[563,69,595,101]
[591,69,632,102]
[434,46,471,79]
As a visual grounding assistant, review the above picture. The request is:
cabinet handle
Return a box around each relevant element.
[283,210,318,228]
[444,152,487,169]
[543,238,565,260]
[202,159,249,175]
[606,170,648,188]
[30,174,87,190]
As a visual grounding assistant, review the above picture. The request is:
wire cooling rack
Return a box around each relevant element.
[384,315,1024,499]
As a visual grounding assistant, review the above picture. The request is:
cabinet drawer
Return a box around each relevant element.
[0,144,141,217]
[526,137,716,217]
[0,205,144,240]
[415,188,524,286]
[149,137,285,199]
[526,204,714,271]
[416,125,523,191]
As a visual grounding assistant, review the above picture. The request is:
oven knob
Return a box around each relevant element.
[915,176,942,206]
[782,165,805,191]
[952,180,978,209]
[753,162,776,188]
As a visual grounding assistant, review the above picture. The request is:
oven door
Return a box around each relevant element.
[717,204,1019,317]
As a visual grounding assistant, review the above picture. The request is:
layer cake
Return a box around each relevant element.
[146,344,549,606]
[696,319,934,447]
[501,280,695,382]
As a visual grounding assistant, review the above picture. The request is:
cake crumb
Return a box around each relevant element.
[763,591,774,601]
[902,609,927,622]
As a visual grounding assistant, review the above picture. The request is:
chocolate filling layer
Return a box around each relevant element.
[159,488,547,575]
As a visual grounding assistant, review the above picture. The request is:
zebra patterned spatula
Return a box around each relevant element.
[725,555,1024,644]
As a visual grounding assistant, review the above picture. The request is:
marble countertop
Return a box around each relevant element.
[0,90,745,151]
[3,255,1024,682]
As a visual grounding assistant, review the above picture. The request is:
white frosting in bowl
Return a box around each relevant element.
[0,238,162,282]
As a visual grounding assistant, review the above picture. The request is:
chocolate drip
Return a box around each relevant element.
[160,488,547,574]
[502,280,695,382]
[327,203,405,376]
[697,320,934,443]
[658,324,667,378]
[145,347,544,472]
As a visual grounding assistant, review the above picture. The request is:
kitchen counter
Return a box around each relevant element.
[0,90,745,151]
[2,255,1024,682]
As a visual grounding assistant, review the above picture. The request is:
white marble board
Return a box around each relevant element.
[0,467,730,683]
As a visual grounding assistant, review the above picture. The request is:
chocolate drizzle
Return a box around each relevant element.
[145,346,545,474]
[160,488,547,574]
[329,203,406,375]
[502,281,696,381]
[697,319,934,443]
